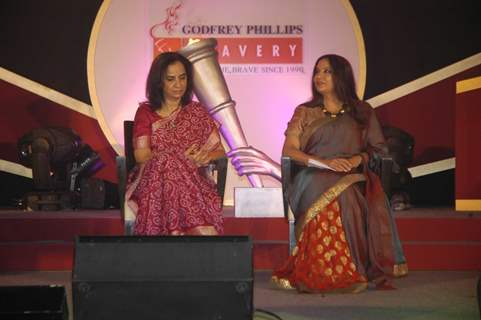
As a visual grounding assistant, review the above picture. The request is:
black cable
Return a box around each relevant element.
[254,308,284,320]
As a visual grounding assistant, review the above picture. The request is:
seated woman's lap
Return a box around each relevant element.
[292,169,371,277]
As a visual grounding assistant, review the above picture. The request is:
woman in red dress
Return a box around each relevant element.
[126,52,225,235]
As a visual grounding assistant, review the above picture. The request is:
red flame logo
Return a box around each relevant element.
[150,2,182,37]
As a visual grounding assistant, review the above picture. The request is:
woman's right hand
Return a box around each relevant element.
[184,144,212,167]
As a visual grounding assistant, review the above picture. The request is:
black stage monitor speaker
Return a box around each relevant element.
[72,236,253,320]
[0,285,68,320]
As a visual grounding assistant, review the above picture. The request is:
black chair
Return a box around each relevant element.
[382,125,415,210]
[116,120,228,235]
[477,274,481,318]
[281,154,394,252]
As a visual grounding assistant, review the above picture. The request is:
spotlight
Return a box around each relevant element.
[17,127,104,210]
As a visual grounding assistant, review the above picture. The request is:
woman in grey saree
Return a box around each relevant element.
[272,54,407,293]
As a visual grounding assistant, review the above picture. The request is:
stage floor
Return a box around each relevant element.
[0,270,479,320]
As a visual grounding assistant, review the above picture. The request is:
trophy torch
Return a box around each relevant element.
[179,38,263,187]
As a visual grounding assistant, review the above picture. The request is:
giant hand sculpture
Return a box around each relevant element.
[179,38,263,187]
[227,146,281,181]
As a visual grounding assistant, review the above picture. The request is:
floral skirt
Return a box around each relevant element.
[272,199,368,293]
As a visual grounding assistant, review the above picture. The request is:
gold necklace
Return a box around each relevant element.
[168,108,179,128]
[321,104,346,118]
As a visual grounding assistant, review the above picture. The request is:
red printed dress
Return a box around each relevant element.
[125,101,223,235]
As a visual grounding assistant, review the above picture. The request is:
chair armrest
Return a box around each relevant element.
[116,156,126,212]
[123,121,136,173]
[281,156,301,253]
[369,153,394,198]
[116,155,131,234]
[380,155,394,198]
[281,156,292,220]
[214,157,227,206]
[206,156,227,207]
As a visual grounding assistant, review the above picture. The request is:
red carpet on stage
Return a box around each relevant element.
[0,207,480,272]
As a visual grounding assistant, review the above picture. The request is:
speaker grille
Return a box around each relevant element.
[72,236,253,320]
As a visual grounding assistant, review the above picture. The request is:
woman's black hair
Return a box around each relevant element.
[145,52,193,110]
[303,54,367,126]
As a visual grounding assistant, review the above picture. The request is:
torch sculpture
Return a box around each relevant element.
[179,38,263,187]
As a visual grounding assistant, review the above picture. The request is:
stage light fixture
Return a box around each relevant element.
[17,127,104,210]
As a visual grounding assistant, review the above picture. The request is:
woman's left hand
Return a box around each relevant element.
[324,158,353,172]
[348,155,362,168]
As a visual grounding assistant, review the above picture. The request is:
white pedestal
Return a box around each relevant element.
[234,187,284,217]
